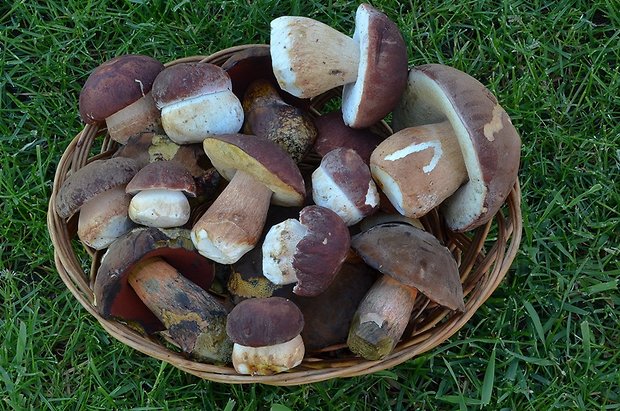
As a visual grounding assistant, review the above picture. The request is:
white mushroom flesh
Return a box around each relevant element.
[232,335,305,376]
[128,189,190,228]
[262,219,309,285]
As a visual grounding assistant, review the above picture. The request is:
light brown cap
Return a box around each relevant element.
[126,160,196,196]
[79,54,164,124]
[55,157,140,219]
[226,297,304,347]
[202,134,305,206]
[351,223,464,311]
[392,64,521,231]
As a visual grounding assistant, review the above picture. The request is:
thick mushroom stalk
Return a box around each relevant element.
[379,64,521,231]
[347,223,464,360]
[270,4,407,128]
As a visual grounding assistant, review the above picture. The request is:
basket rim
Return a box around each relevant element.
[47,44,523,386]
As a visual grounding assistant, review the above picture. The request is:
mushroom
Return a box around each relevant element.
[347,223,464,360]
[191,134,305,264]
[79,54,164,144]
[125,161,196,228]
[313,111,384,164]
[262,205,350,296]
[242,79,317,163]
[151,62,244,144]
[270,3,407,127]
[226,297,305,375]
[55,157,140,249]
[94,227,231,362]
[371,64,521,231]
[312,148,380,226]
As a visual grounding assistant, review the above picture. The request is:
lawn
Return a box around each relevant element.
[1,0,619,409]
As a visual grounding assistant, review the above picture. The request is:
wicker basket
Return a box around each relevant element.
[47,44,522,385]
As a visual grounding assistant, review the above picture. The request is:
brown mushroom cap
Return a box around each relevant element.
[55,157,140,219]
[125,160,196,196]
[202,134,305,206]
[78,54,164,124]
[392,64,521,231]
[351,223,464,311]
[226,297,304,347]
[341,4,408,128]
[94,227,215,333]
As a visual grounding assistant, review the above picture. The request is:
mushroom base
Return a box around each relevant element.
[232,335,305,376]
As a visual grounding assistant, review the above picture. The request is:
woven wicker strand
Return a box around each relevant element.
[47,45,522,386]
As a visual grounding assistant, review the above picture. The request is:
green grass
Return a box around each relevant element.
[1,0,619,409]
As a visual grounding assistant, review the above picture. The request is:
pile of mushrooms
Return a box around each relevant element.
[55,3,520,376]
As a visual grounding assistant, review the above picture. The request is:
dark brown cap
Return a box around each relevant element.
[392,64,521,231]
[351,223,464,311]
[126,160,196,196]
[79,54,164,124]
[55,157,140,219]
[226,297,304,347]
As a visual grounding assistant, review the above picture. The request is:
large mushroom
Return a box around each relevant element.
[347,223,464,360]
[191,134,305,264]
[371,64,521,231]
[79,54,164,144]
[270,3,407,128]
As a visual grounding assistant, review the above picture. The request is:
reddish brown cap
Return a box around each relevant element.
[126,160,196,196]
[94,227,215,333]
[55,157,140,219]
[79,54,164,124]
[226,297,304,347]
[351,223,464,311]
[202,134,305,206]
[151,62,232,108]
[341,4,408,128]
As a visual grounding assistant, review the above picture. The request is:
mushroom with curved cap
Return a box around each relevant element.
[79,54,164,144]
[262,205,350,296]
[347,223,464,360]
[126,160,196,228]
[270,3,407,128]
[191,134,305,264]
[371,64,521,231]
[151,62,244,144]
[312,148,380,226]
[94,227,231,362]
[242,79,317,164]
[55,157,140,249]
[226,297,305,375]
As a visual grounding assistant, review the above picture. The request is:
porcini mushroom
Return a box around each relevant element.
[126,160,196,228]
[191,134,305,264]
[347,223,464,360]
[79,54,164,144]
[55,157,140,249]
[270,3,407,127]
[262,205,350,296]
[371,64,521,231]
[312,148,380,226]
[151,62,244,144]
[226,297,305,375]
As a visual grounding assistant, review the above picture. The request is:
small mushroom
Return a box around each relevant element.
[226,297,305,375]
[262,205,350,296]
[347,223,464,360]
[312,148,380,225]
[151,62,244,144]
[191,134,305,264]
[372,64,521,231]
[242,79,317,163]
[125,161,196,228]
[79,54,164,144]
[55,157,140,249]
[270,4,407,127]
[94,227,231,362]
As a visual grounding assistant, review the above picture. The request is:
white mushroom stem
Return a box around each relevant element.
[270,16,360,98]
[347,274,418,360]
[105,93,161,144]
[232,334,305,376]
[262,219,309,285]
[191,171,272,264]
[370,120,468,218]
[128,189,191,228]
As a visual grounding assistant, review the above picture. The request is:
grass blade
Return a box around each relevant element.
[481,347,496,406]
